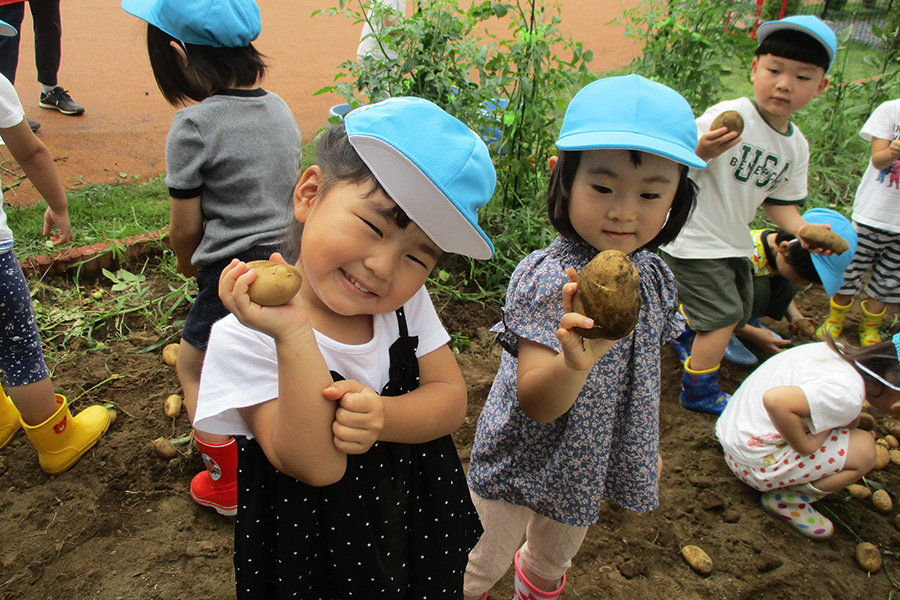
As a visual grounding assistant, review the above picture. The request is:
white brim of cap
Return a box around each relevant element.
[556,130,706,170]
[349,135,494,260]
[0,19,15,37]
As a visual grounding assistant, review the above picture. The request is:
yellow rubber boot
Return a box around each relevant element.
[21,394,110,475]
[859,300,886,347]
[0,383,21,449]
[816,297,851,340]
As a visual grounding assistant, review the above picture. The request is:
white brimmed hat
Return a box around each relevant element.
[556,75,706,170]
[344,97,496,260]
[0,18,16,37]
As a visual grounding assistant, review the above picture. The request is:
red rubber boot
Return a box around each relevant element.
[190,436,238,516]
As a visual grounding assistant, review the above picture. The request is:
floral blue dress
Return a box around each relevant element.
[467,236,684,526]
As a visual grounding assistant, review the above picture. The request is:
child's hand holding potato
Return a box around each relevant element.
[557,268,616,371]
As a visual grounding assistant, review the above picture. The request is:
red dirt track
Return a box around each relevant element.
[1,0,640,207]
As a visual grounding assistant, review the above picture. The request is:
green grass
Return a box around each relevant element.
[7,176,170,259]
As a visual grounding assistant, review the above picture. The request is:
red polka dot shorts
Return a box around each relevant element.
[724,428,851,492]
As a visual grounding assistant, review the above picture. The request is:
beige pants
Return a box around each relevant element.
[463,491,588,597]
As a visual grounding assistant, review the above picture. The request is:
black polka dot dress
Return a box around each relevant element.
[233,309,482,599]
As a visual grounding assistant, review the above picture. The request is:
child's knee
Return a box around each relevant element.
[848,429,877,474]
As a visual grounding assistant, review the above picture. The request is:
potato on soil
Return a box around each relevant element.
[162,343,179,366]
[872,489,893,513]
[794,319,817,338]
[856,542,882,573]
[163,394,183,419]
[681,545,713,575]
[710,110,744,136]
[857,411,877,431]
[245,260,302,306]
[890,449,900,466]
[107,408,117,426]
[798,224,850,255]
[886,434,899,448]
[573,250,641,340]
[875,445,891,469]
[847,484,872,500]
[153,437,178,460]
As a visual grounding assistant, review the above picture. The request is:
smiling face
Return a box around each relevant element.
[751,54,828,131]
[565,149,681,255]
[292,167,441,330]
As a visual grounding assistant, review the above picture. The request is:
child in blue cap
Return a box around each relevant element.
[121,0,302,516]
[193,97,494,599]
[818,96,900,346]
[716,332,900,540]
[463,74,704,600]
[660,15,838,416]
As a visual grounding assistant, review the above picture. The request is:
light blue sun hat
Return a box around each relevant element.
[803,208,857,297]
[344,97,496,260]
[121,0,260,48]
[555,74,706,170]
[757,15,838,71]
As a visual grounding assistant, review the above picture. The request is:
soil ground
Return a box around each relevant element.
[4,2,900,599]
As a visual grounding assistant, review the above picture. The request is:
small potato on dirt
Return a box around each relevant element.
[847,484,872,500]
[875,445,891,469]
[163,394,183,419]
[709,110,744,136]
[877,438,890,449]
[573,250,641,340]
[872,489,893,513]
[857,411,877,431]
[799,224,850,255]
[794,319,817,338]
[886,434,899,448]
[107,408,117,426]
[890,449,900,466]
[681,545,713,575]
[152,437,178,460]
[856,542,882,573]
[245,260,302,306]
[162,343,179,366]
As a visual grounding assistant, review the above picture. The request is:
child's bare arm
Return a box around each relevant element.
[168,196,202,277]
[870,137,900,171]
[342,344,466,445]
[762,385,830,455]
[1,120,71,244]
[695,127,740,162]
[517,271,616,423]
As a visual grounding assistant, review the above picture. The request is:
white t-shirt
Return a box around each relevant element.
[194,285,450,438]
[662,97,809,260]
[715,343,864,466]
[852,99,900,234]
[356,0,406,61]
[0,74,27,249]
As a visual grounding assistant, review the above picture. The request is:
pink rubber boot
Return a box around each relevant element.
[513,548,566,600]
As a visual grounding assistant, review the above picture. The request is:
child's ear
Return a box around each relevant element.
[169,40,190,69]
[777,240,792,256]
[548,155,558,172]
[293,166,323,223]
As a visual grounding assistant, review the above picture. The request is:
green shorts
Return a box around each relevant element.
[661,253,753,331]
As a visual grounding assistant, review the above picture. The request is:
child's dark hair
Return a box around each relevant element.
[824,333,900,399]
[756,29,830,72]
[146,24,267,105]
[547,149,698,251]
[283,124,412,261]
[772,230,820,284]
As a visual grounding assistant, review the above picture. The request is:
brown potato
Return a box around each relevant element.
[857,411,877,431]
[847,484,872,500]
[875,445,891,469]
[681,545,713,575]
[872,489,893,513]
[162,343,179,367]
[856,542,882,573]
[573,250,641,340]
[164,394,183,419]
[107,408,118,426]
[886,434,899,448]
[710,110,744,136]
[890,449,900,466]
[877,438,890,449]
[798,224,850,255]
[246,260,302,306]
[152,437,178,460]
[794,319,817,338]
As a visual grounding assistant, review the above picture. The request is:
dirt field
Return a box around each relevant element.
[2,265,900,600]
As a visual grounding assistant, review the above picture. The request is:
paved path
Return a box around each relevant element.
[2,0,640,206]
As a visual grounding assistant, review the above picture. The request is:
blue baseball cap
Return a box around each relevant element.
[803,208,857,297]
[0,19,15,37]
[556,74,706,170]
[757,15,837,71]
[344,97,496,260]
[121,0,260,48]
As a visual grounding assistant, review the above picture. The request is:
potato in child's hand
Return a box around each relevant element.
[245,260,302,306]
[794,319,816,338]
[573,250,641,340]
[709,110,744,136]
[798,224,850,255]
